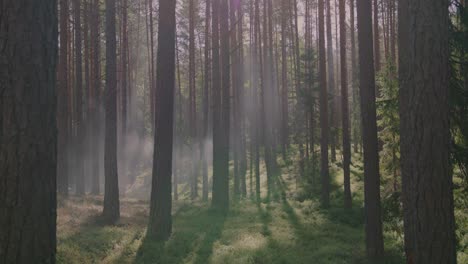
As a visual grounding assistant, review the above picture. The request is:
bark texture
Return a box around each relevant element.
[0,0,58,262]
[103,0,120,224]
[398,0,456,262]
[356,0,384,258]
[339,0,351,209]
[147,0,177,240]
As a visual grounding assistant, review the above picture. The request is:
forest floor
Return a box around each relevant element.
[57,153,466,264]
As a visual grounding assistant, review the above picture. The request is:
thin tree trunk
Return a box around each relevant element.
[103,0,121,224]
[147,0,177,241]
[202,0,211,201]
[350,0,359,153]
[74,0,85,196]
[59,0,70,197]
[280,0,288,160]
[253,0,261,200]
[90,0,101,195]
[318,0,330,208]
[373,0,381,72]
[356,0,384,257]
[212,0,230,210]
[189,0,198,200]
[326,0,337,162]
[339,0,351,209]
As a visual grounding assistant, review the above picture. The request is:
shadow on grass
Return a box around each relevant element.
[271,164,405,264]
[134,206,226,264]
[57,220,130,264]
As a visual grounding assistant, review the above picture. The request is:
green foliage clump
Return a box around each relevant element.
[376,60,400,193]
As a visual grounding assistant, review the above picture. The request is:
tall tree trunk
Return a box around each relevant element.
[253,0,261,200]
[339,0,351,209]
[90,0,101,195]
[238,0,247,198]
[326,0,336,162]
[280,0,288,160]
[103,0,121,224]
[356,0,384,257]
[230,0,240,198]
[373,0,381,72]
[398,0,456,262]
[147,0,177,241]
[318,0,330,208]
[74,0,85,195]
[202,0,211,202]
[148,0,156,134]
[0,0,58,261]
[212,0,230,210]
[59,0,70,197]
[390,0,396,64]
[350,0,360,153]
[84,0,91,192]
[292,0,305,178]
[174,32,182,202]
[189,0,198,200]
[120,0,128,187]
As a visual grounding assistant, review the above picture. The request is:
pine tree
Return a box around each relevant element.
[356,0,384,257]
[399,0,456,262]
[0,0,58,261]
[103,0,121,224]
[147,0,177,241]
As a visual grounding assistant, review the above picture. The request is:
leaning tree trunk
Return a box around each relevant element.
[398,0,456,262]
[147,0,177,241]
[356,0,384,258]
[0,0,58,262]
[103,0,121,224]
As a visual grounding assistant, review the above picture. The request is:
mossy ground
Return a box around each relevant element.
[57,152,465,263]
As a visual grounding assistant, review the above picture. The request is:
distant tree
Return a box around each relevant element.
[237,0,247,198]
[103,0,121,224]
[0,0,58,262]
[280,0,289,159]
[339,0,351,209]
[189,0,199,200]
[399,0,456,262]
[318,0,330,208]
[59,0,70,197]
[252,0,261,200]
[212,0,230,210]
[202,0,211,201]
[147,0,177,240]
[90,0,101,195]
[212,0,223,207]
[373,0,380,72]
[74,0,85,195]
[350,0,360,153]
[356,0,384,258]
[326,0,337,162]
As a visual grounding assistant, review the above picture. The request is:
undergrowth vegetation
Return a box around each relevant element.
[57,152,467,263]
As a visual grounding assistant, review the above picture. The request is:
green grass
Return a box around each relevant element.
[57,154,408,264]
